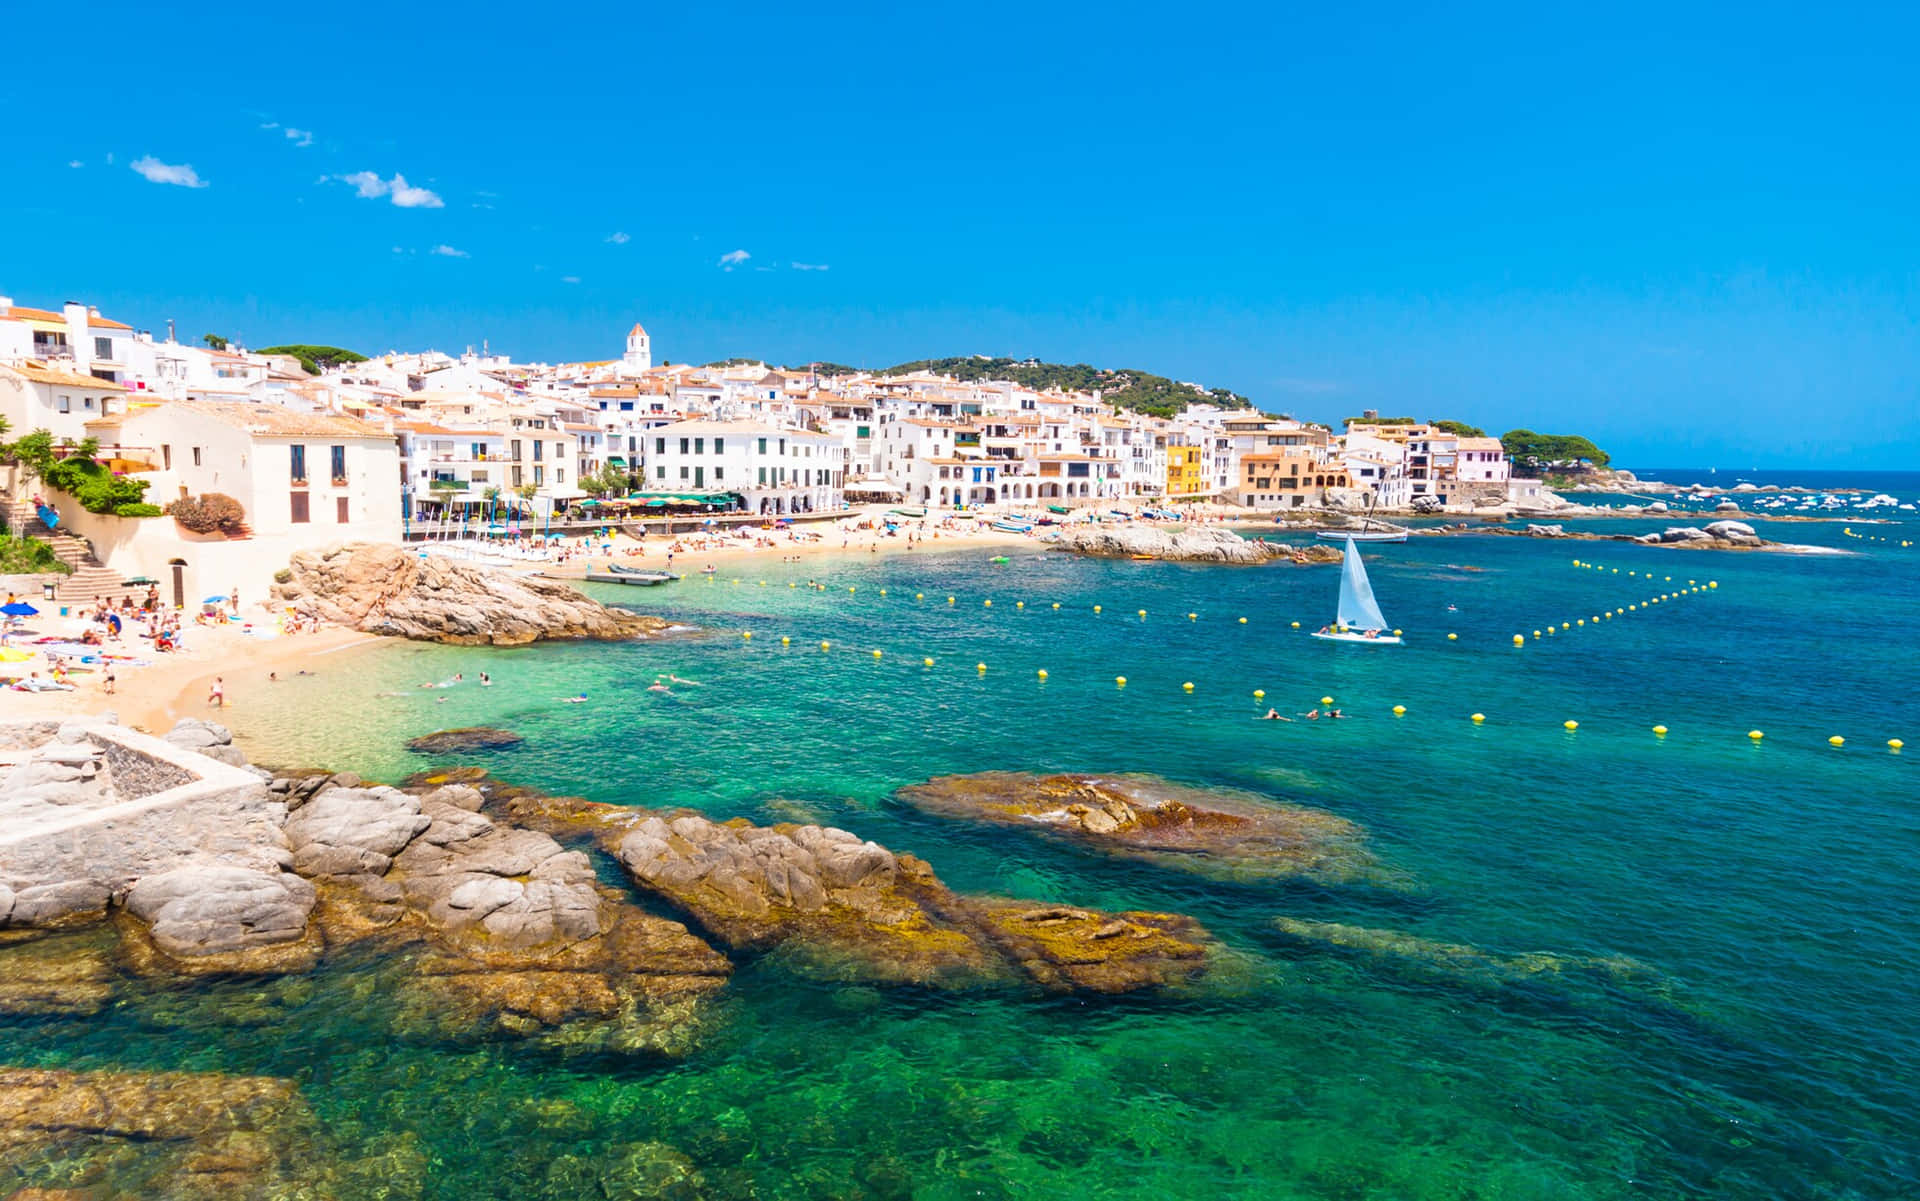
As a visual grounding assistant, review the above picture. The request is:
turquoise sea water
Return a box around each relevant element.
[7,504,1918,1198]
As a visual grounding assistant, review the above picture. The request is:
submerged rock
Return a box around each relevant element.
[0,1066,320,1200]
[0,930,119,1016]
[272,541,673,646]
[893,772,1390,885]
[1270,917,1661,994]
[404,726,526,755]
[510,794,1219,994]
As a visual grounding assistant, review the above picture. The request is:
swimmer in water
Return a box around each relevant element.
[479,672,491,686]
[647,683,671,694]
[1262,709,1292,721]
[559,695,587,703]
[1303,709,1320,721]
[667,674,701,687]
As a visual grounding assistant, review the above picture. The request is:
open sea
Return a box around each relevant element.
[7,476,1918,1199]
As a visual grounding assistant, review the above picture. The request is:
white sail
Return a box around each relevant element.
[1335,536,1390,631]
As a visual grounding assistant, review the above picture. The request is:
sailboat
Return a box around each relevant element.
[1310,536,1401,645]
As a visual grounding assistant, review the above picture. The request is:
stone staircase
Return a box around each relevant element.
[2,496,133,607]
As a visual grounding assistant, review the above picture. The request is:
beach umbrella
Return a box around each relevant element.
[203,595,228,604]
[0,647,34,662]
[1,602,39,617]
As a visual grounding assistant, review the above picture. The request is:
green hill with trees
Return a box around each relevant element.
[255,345,368,375]
[872,357,1251,418]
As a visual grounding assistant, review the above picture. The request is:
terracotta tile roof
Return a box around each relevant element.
[1,361,129,391]
[164,399,395,440]
[0,303,132,330]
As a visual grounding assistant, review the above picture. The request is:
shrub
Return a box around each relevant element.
[167,492,248,535]
[272,568,292,584]
[113,503,165,517]
[0,534,72,575]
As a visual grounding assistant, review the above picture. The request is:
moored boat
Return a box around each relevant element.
[1310,536,1402,645]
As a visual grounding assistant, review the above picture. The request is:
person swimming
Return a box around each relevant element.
[1262,709,1292,721]
[479,672,492,686]
[647,683,671,694]
[667,674,701,687]
[559,694,587,703]
[1303,709,1320,720]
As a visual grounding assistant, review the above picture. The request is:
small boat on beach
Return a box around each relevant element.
[1047,505,1071,515]
[583,568,680,586]
[1315,528,1408,543]
[1310,536,1401,645]
[890,507,927,518]
[992,519,1033,533]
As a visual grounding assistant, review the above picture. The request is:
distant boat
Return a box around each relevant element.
[992,518,1033,533]
[1316,528,1407,543]
[1310,537,1401,645]
[584,568,679,586]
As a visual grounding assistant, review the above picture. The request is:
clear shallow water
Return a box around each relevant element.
[9,509,1919,1198]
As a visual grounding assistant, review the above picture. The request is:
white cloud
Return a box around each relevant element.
[131,156,208,188]
[260,121,278,130]
[284,127,313,148]
[605,231,630,245]
[67,160,83,169]
[331,171,444,209]
[392,246,407,254]
[430,244,469,258]
[791,262,830,271]
[561,276,581,284]
[719,249,750,271]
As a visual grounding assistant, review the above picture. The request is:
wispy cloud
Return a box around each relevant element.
[331,171,444,209]
[67,160,83,169]
[561,276,581,284]
[790,262,830,271]
[131,156,208,188]
[430,244,469,258]
[719,249,750,271]
[605,231,630,245]
[283,127,313,148]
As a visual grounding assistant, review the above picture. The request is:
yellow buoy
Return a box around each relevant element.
[983,599,992,607]
[1188,612,1197,621]
[1652,725,1668,736]
[1512,634,1524,645]
[780,636,790,645]
[1138,609,1148,618]
[1563,720,1579,731]
[1709,581,1718,589]
[880,589,887,596]
[1470,713,1486,723]
[1748,729,1764,741]
[1052,602,1060,610]
[1016,601,1024,609]
[1449,633,1459,641]
[741,631,752,640]
[1290,621,1300,629]
[1561,622,1571,630]
[1533,630,1542,638]
[872,649,883,659]
[916,593,924,600]
[1321,696,1334,706]
[1115,676,1127,687]
[1392,629,1403,636]
[976,662,987,672]
[849,586,856,593]
[1094,605,1102,613]
[789,582,796,588]
[1182,682,1194,692]
[758,580,766,586]
[1253,689,1265,699]
[1239,617,1248,624]
[1890,739,1905,751]
[820,641,831,651]
[1828,735,1844,747]
[1037,668,1048,679]
[1576,619,1584,626]
[923,658,934,667]
[1392,704,1406,715]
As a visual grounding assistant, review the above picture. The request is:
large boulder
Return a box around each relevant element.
[122,866,320,973]
[1051,524,1294,564]
[509,795,1220,995]
[1705,520,1760,545]
[1657,526,1712,543]
[282,786,433,879]
[405,727,525,755]
[893,772,1392,885]
[271,541,673,646]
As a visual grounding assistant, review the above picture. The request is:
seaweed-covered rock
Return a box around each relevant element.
[509,794,1219,995]
[1270,917,1662,994]
[404,727,526,755]
[894,772,1391,885]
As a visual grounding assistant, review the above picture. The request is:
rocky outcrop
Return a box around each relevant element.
[894,772,1392,886]
[509,794,1218,995]
[123,866,320,974]
[1051,524,1336,564]
[272,541,672,646]
[0,1067,321,1200]
[1270,917,1663,996]
[404,726,526,754]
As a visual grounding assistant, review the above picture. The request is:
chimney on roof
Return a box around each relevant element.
[167,319,176,343]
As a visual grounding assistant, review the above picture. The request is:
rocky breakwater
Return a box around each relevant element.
[1508,520,1838,554]
[508,793,1218,994]
[1051,523,1340,564]
[893,772,1395,886]
[0,714,730,1055]
[271,540,672,645]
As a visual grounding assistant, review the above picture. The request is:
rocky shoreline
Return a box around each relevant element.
[272,542,672,645]
[1495,519,1845,554]
[1049,523,1342,564]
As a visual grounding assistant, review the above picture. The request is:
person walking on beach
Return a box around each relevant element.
[229,587,239,615]
[102,665,116,695]
[208,676,225,708]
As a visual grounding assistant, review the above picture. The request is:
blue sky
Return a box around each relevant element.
[5,1,1916,468]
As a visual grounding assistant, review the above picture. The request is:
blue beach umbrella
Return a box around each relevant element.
[1,602,39,617]
[203,595,228,604]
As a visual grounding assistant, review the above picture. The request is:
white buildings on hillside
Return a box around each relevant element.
[644,420,844,515]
